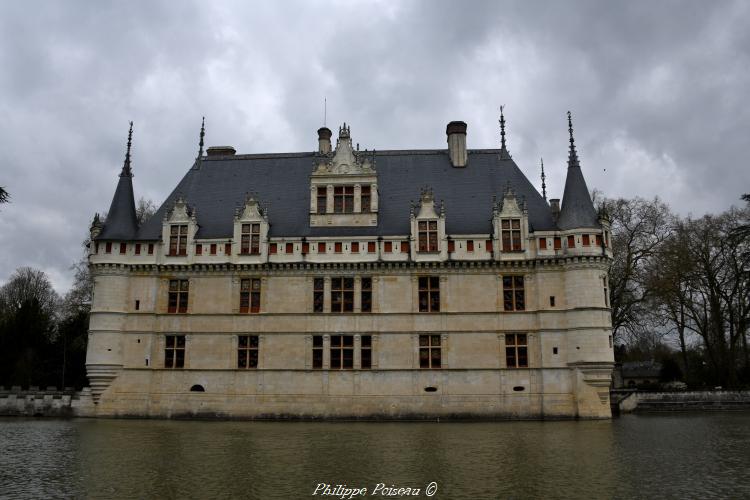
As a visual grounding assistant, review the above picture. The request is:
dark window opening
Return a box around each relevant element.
[238,335,259,368]
[418,276,440,312]
[419,334,441,369]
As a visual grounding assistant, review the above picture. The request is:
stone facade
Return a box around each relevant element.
[87,115,614,419]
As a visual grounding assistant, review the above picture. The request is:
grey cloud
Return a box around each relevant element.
[1,0,748,292]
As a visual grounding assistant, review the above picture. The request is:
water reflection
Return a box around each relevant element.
[0,415,748,499]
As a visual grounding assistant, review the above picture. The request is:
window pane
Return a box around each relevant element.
[165,350,174,368]
[431,349,441,368]
[332,335,341,347]
[249,336,259,348]
[361,335,371,347]
[429,221,437,230]
[361,349,371,369]
[343,336,353,347]
[512,219,520,229]
[419,349,430,368]
[176,336,186,348]
[249,350,258,368]
[166,335,175,347]
[419,335,429,347]
[238,350,247,369]
[331,354,341,369]
[175,350,184,368]
[430,293,440,312]
[313,335,323,347]
[430,277,439,289]
[239,335,248,348]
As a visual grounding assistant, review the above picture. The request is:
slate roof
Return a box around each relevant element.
[131,149,559,241]
[557,116,600,230]
[97,171,139,240]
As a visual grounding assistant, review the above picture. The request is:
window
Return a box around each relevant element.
[550,296,555,307]
[165,335,185,368]
[210,243,217,255]
[486,240,493,252]
[135,300,140,311]
[418,276,440,312]
[167,279,189,314]
[582,234,590,246]
[286,242,294,254]
[603,277,609,307]
[238,335,259,369]
[351,242,359,253]
[361,185,371,212]
[567,235,575,248]
[501,219,522,252]
[312,335,323,369]
[361,335,372,369]
[318,242,326,253]
[169,225,188,256]
[120,243,127,254]
[330,335,354,369]
[384,241,392,253]
[331,277,354,313]
[554,237,561,250]
[148,243,154,255]
[225,243,232,255]
[361,277,372,313]
[334,185,354,213]
[505,333,528,368]
[448,240,455,253]
[313,278,324,313]
[539,238,547,250]
[605,231,610,246]
[105,242,112,253]
[368,242,376,253]
[401,241,409,253]
[418,220,438,252]
[95,242,99,253]
[135,243,141,255]
[596,234,603,246]
[419,335,441,369]
[241,224,260,255]
[270,243,277,254]
[195,244,202,255]
[240,278,261,314]
[302,242,309,254]
[335,242,342,253]
[503,276,525,311]
[317,187,327,213]
[467,240,474,252]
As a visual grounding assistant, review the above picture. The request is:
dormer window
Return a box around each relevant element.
[501,219,522,252]
[418,221,438,252]
[241,223,260,255]
[334,186,355,213]
[169,225,188,256]
[309,124,378,227]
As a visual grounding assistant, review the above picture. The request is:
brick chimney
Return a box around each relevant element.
[446,121,467,167]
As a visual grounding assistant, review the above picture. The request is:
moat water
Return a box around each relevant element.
[1,414,749,499]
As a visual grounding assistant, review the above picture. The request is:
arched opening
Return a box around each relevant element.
[190,384,205,392]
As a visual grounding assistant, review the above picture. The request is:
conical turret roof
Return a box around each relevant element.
[96,122,139,240]
[557,112,599,230]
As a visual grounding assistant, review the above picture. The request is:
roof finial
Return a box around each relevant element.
[541,157,547,201]
[567,111,580,167]
[197,116,205,159]
[500,105,506,150]
[121,121,133,177]
[324,97,327,127]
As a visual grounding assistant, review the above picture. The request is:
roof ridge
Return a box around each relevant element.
[204,148,508,160]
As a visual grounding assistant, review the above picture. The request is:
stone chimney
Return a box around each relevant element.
[318,127,332,154]
[549,198,560,221]
[206,146,236,157]
[446,121,468,167]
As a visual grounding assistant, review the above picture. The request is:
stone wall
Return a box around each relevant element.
[615,390,750,413]
[0,386,95,417]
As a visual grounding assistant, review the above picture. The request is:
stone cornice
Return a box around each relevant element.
[92,255,611,276]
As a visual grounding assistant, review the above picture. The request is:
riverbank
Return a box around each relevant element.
[612,390,750,414]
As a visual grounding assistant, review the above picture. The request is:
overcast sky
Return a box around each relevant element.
[1,1,749,293]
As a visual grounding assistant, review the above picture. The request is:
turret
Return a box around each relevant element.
[556,112,599,230]
[96,122,139,240]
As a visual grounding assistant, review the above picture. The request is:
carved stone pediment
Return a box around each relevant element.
[165,196,196,223]
[235,194,267,222]
[494,184,526,217]
[312,123,375,176]
[412,187,442,219]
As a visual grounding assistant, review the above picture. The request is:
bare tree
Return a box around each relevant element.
[599,196,675,345]
[136,196,157,225]
[0,186,9,205]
